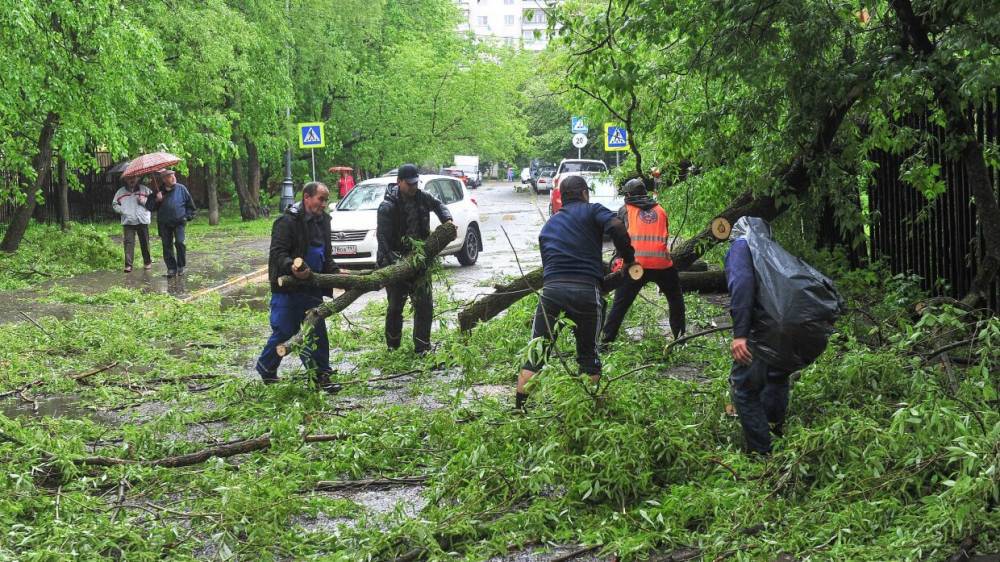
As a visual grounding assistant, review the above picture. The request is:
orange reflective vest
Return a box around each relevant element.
[625,204,673,269]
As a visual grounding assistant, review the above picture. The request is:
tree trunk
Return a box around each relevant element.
[58,157,70,231]
[230,129,260,221]
[457,268,728,332]
[206,163,220,226]
[247,139,263,214]
[1,112,59,252]
[889,0,1000,308]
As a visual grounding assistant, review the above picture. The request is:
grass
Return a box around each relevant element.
[1,265,997,560]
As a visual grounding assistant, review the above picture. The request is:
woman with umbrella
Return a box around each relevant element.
[330,166,355,199]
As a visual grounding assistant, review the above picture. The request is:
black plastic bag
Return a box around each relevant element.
[732,217,844,372]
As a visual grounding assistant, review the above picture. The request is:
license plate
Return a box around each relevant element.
[334,245,357,255]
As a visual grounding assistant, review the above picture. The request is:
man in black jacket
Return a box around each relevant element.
[256,182,340,392]
[376,164,452,354]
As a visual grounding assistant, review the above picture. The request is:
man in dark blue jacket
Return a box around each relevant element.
[256,182,340,393]
[151,169,196,277]
[376,164,452,354]
[724,216,792,455]
[515,175,636,410]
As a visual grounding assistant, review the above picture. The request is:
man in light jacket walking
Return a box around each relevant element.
[112,175,155,273]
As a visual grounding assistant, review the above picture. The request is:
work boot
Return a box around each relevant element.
[770,423,784,438]
[314,372,342,395]
[166,269,177,278]
[177,267,185,275]
[260,375,278,385]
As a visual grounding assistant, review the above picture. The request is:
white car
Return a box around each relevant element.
[548,172,623,216]
[328,174,482,267]
[552,158,609,191]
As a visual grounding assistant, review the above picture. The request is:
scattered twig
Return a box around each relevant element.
[551,545,601,562]
[337,369,421,386]
[665,325,731,355]
[312,475,428,492]
[19,311,51,337]
[71,362,119,382]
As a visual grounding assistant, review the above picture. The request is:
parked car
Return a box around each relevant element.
[533,170,555,194]
[441,167,472,189]
[549,174,622,216]
[328,174,483,267]
[552,158,609,191]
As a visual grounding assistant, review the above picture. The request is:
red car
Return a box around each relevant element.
[441,167,470,187]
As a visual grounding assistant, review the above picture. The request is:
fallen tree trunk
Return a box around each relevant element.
[276,222,457,356]
[77,433,346,469]
[457,268,728,332]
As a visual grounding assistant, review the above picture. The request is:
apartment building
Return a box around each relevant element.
[455,0,558,51]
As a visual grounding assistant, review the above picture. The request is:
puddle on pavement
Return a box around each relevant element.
[1,393,116,424]
[220,283,270,312]
[490,545,606,562]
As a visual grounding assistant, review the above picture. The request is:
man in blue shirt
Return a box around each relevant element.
[724,217,792,455]
[515,175,636,410]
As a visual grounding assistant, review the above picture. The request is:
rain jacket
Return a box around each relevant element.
[725,216,843,372]
[152,183,196,226]
[540,200,634,284]
[268,201,338,295]
[112,184,154,225]
[376,184,452,267]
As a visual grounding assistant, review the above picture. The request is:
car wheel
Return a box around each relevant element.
[457,225,480,266]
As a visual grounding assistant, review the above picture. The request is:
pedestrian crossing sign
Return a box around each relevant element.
[298,122,325,149]
[571,116,588,134]
[604,123,628,151]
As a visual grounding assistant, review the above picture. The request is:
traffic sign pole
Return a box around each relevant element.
[311,149,316,181]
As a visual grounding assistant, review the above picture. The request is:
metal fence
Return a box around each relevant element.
[0,166,117,237]
[869,89,999,310]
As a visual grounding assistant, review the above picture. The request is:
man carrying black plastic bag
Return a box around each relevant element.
[725,217,843,455]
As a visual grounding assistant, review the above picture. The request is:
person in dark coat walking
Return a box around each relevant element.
[150,169,196,277]
[725,217,793,455]
[515,175,636,410]
[376,164,452,354]
[601,178,686,344]
[256,182,340,393]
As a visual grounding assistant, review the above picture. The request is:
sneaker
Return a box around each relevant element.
[166,270,177,278]
[143,262,153,270]
[177,267,185,275]
[260,375,279,385]
[124,266,132,273]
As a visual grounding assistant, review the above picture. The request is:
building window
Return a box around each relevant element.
[524,10,546,24]
[504,15,515,25]
[477,16,488,26]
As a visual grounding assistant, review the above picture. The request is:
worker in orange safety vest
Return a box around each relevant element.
[602,177,686,345]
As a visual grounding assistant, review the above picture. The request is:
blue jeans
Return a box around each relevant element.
[159,222,186,271]
[729,358,791,454]
[256,292,331,380]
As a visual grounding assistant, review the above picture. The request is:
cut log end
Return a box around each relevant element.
[276,343,290,357]
[627,263,644,280]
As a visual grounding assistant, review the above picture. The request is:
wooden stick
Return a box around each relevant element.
[19,311,51,337]
[664,325,732,354]
[71,362,119,382]
[77,433,347,469]
[312,475,428,492]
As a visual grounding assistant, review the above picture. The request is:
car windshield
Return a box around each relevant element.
[561,161,607,173]
[587,177,617,197]
[337,182,388,211]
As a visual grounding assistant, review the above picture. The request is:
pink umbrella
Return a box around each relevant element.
[122,152,182,178]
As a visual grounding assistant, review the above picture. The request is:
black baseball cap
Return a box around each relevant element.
[397,164,419,183]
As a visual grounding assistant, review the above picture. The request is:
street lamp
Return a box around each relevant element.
[279,0,295,212]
